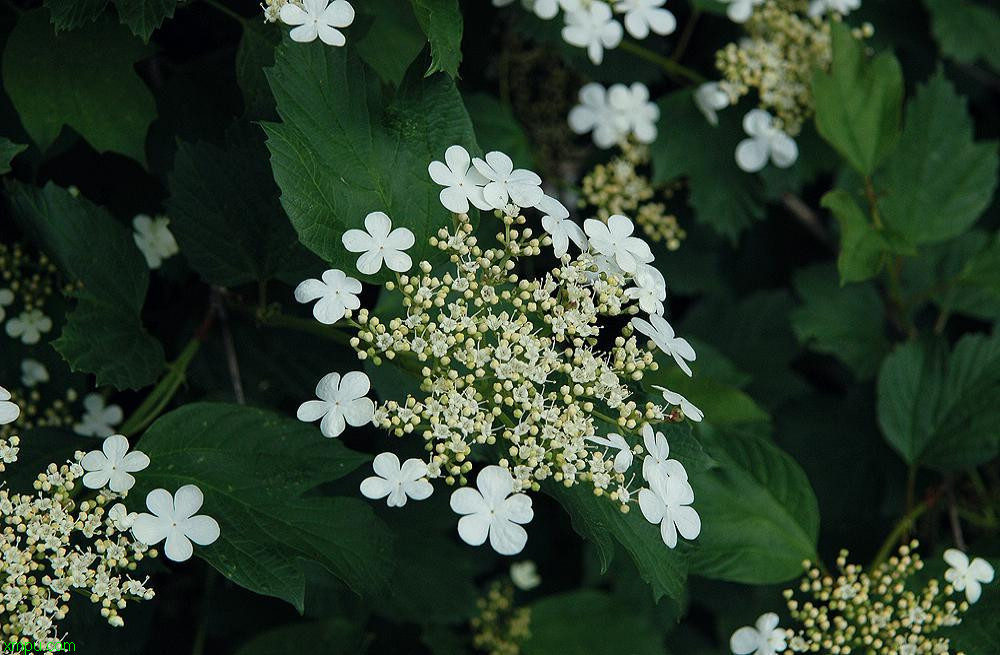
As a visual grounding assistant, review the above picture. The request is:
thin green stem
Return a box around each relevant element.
[870,499,930,569]
[618,40,706,84]
[121,338,203,436]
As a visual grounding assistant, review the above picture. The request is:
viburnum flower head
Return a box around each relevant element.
[74,393,124,437]
[615,0,676,40]
[0,386,19,425]
[638,466,701,548]
[654,385,704,422]
[6,308,52,345]
[943,548,995,604]
[640,423,688,481]
[694,81,731,126]
[586,432,633,473]
[608,82,659,144]
[428,145,491,214]
[80,434,150,493]
[360,452,434,508]
[342,211,415,275]
[280,0,355,46]
[718,0,765,23]
[584,214,654,274]
[450,466,534,556]
[539,194,587,258]
[132,214,179,270]
[735,109,799,173]
[730,613,787,655]
[568,83,630,149]
[132,485,221,562]
[294,268,362,325]
[472,151,544,211]
[298,371,375,438]
[562,1,623,65]
[631,314,696,376]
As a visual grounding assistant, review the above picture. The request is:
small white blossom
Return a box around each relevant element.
[20,359,49,387]
[638,466,700,548]
[730,613,787,655]
[735,109,798,173]
[510,561,541,590]
[562,1,623,65]
[640,423,688,481]
[609,82,659,144]
[6,309,52,345]
[132,214,179,270]
[342,211,415,275]
[108,503,137,532]
[539,195,587,258]
[0,386,19,425]
[428,145,491,214]
[944,549,995,604]
[80,434,150,493]
[653,385,704,422]
[584,214,654,274]
[532,0,564,20]
[568,83,629,148]
[586,432,633,472]
[280,0,355,46]
[294,269,362,325]
[0,287,13,322]
[450,466,534,556]
[615,0,675,40]
[472,151,544,210]
[74,393,124,437]
[132,485,220,562]
[626,264,666,316]
[631,314,696,376]
[360,452,434,507]
[808,0,860,18]
[718,0,765,23]
[694,82,730,126]
[297,371,375,438]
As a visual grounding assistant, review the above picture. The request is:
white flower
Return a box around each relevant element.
[718,0,765,23]
[583,214,653,274]
[638,466,700,548]
[428,145,491,214]
[730,613,787,655]
[944,549,995,604]
[0,288,13,322]
[653,385,704,422]
[735,109,798,173]
[450,465,534,556]
[608,82,659,144]
[280,0,355,46]
[510,561,541,590]
[568,83,629,149]
[297,371,375,438]
[342,211,415,275]
[5,309,52,345]
[472,151,544,210]
[80,434,150,493]
[631,314,696,376]
[586,432,633,472]
[132,214,179,270]
[0,386,19,425]
[615,0,675,40]
[359,452,434,507]
[808,0,860,18]
[562,2,623,65]
[108,503,137,532]
[539,195,587,257]
[640,422,688,481]
[626,264,666,315]
[532,0,565,19]
[73,393,124,437]
[20,359,49,387]
[132,485,220,562]
[694,82,730,126]
[294,269,362,325]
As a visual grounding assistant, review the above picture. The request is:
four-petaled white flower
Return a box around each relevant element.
[280,0,355,46]
[539,195,587,258]
[654,385,704,422]
[6,309,52,345]
[20,359,49,387]
[297,371,375,438]
[735,109,798,173]
[450,465,534,556]
[0,386,19,425]
[718,0,765,23]
[639,465,701,548]
[808,0,860,18]
[74,393,124,437]
[609,82,659,144]
[108,503,137,532]
[342,211,415,275]
[640,422,688,481]
[294,269,362,325]
[562,1,623,65]
[0,288,13,322]
[586,432,633,473]
[631,314,696,376]
[132,485,221,563]
[568,83,630,149]
[626,264,666,316]
[510,560,541,590]
[944,549,995,604]
[132,214,179,270]
[428,145,492,214]
[472,151,544,211]
[694,82,731,126]
[80,434,150,493]
[584,214,654,274]
[730,613,787,655]
[615,0,676,39]
[360,452,434,508]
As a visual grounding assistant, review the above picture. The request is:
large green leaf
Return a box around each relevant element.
[235,22,281,120]
[264,43,478,277]
[355,0,425,86]
[43,0,109,31]
[924,0,1000,71]
[821,189,912,285]
[409,0,462,78]
[111,0,178,41]
[2,11,155,165]
[877,333,1000,470]
[9,182,165,390]
[811,22,903,175]
[133,403,392,612]
[875,72,999,246]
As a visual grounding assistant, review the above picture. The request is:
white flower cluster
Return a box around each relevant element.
[569,82,660,148]
[294,144,707,557]
[495,0,677,65]
[266,0,355,47]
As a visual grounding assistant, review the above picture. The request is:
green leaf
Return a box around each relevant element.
[0,138,26,174]
[167,122,319,286]
[790,264,890,379]
[811,22,903,175]
[822,189,911,284]
[264,44,478,277]
[355,0,425,86]
[924,0,1000,71]
[236,21,281,120]
[235,618,368,655]
[651,90,765,242]
[408,0,462,78]
[134,403,392,612]
[9,182,165,389]
[464,93,534,169]
[689,425,820,583]
[111,0,178,41]
[877,333,1000,470]
[876,72,999,245]
[43,0,109,31]
[902,231,1000,322]
[958,232,1000,290]
[2,11,155,165]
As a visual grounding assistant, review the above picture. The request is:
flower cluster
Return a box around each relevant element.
[569,82,659,148]
[266,0,355,47]
[0,243,72,347]
[295,144,706,556]
[470,582,532,655]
